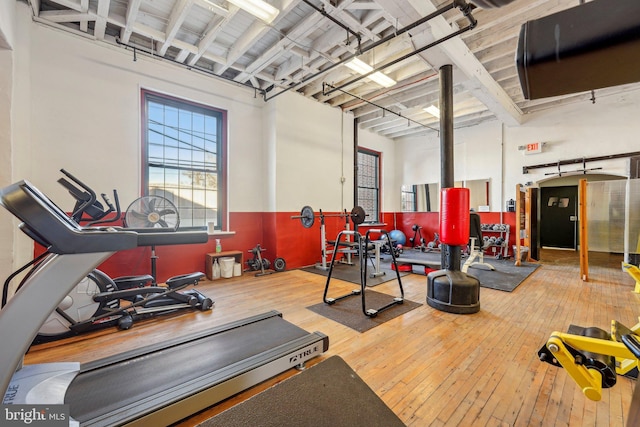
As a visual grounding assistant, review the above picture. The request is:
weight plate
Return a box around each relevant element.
[350,206,366,225]
[300,205,315,228]
[273,257,286,272]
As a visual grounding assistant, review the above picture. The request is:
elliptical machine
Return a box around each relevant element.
[1,170,213,344]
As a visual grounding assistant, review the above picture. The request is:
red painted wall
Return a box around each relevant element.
[33,210,518,283]
[393,211,517,256]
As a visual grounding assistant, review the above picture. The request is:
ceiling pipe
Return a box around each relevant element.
[523,151,640,174]
[301,0,362,52]
[322,9,477,97]
[263,0,468,102]
[114,38,265,95]
[323,83,439,133]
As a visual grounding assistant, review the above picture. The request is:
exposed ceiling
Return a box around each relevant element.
[26,0,639,139]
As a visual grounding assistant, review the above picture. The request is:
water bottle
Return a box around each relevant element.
[212,259,221,280]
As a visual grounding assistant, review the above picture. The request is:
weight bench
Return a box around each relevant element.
[462,212,494,273]
[323,229,404,317]
[325,239,358,267]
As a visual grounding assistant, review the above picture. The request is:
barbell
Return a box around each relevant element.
[291,205,367,229]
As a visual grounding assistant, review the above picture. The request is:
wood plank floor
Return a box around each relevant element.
[25,251,639,426]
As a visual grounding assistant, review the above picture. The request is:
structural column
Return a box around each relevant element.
[439,64,460,271]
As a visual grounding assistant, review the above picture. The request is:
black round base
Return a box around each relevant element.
[426,269,480,314]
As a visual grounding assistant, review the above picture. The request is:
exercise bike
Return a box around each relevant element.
[1,170,213,344]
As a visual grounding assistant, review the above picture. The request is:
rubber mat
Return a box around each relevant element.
[387,250,539,292]
[307,290,422,333]
[197,355,406,427]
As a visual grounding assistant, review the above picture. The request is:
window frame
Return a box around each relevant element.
[356,147,381,224]
[140,89,228,231]
[401,184,417,212]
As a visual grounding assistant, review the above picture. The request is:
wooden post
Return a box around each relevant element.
[525,187,533,262]
[515,184,523,266]
[579,178,589,281]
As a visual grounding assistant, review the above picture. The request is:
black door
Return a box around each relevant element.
[540,186,578,249]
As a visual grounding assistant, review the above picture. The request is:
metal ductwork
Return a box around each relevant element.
[516,0,640,100]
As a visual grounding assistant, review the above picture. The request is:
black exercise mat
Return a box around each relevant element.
[300,260,407,287]
[465,261,539,292]
[389,249,539,292]
[196,356,405,427]
[307,290,421,333]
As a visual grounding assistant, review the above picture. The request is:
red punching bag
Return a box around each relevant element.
[439,188,470,246]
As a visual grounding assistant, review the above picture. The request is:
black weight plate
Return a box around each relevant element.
[350,206,366,225]
[273,257,286,272]
[300,206,315,228]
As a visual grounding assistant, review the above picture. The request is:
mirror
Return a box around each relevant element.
[401,179,490,212]
[402,183,439,212]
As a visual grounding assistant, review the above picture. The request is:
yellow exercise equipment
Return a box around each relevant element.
[622,262,640,294]
[538,320,640,401]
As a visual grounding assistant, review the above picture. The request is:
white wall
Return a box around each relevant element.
[503,88,640,192]
[15,21,265,213]
[0,47,13,287]
[272,92,356,212]
[397,87,640,212]
[0,0,17,289]
[0,0,15,49]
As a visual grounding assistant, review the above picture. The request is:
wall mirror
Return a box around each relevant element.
[401,179,490,212]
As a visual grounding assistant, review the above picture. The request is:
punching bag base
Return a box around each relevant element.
[427,269,480,314]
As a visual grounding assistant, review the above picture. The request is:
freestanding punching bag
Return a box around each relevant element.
[427,64,480,314]
[440,188,470,248]
[427,188,480,314]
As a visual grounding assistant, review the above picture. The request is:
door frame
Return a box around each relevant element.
[537,174,627,251]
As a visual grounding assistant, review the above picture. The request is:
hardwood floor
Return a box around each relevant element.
[24,257,639,426]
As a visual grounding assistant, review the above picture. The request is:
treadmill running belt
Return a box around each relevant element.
[65,312,326,426]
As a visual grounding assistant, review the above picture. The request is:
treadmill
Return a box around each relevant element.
[0,180,329,426]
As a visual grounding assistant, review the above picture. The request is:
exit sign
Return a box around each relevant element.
[525,142,542,154]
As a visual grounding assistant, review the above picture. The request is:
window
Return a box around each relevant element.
[401,185,417,212]
[357,148,380,223]
[142,89,226,230]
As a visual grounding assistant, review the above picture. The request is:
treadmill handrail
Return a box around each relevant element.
[0,181,138,254]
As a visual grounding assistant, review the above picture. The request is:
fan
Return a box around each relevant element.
[124,196,179,230]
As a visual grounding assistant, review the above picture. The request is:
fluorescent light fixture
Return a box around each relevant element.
[369,72,396,88]
[226,0,279,24]
[423,105,440,118]
[345,58,396,88]
[345,58,373,74]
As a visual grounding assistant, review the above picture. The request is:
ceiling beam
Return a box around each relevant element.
[402,0,522,126]
[80,0,88,31]
[158,0,194,56]
[214,0,299,75]
[186,6,239,66]
[94,0,110,40]
[120,0,142,44]
[233,8,330,83]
